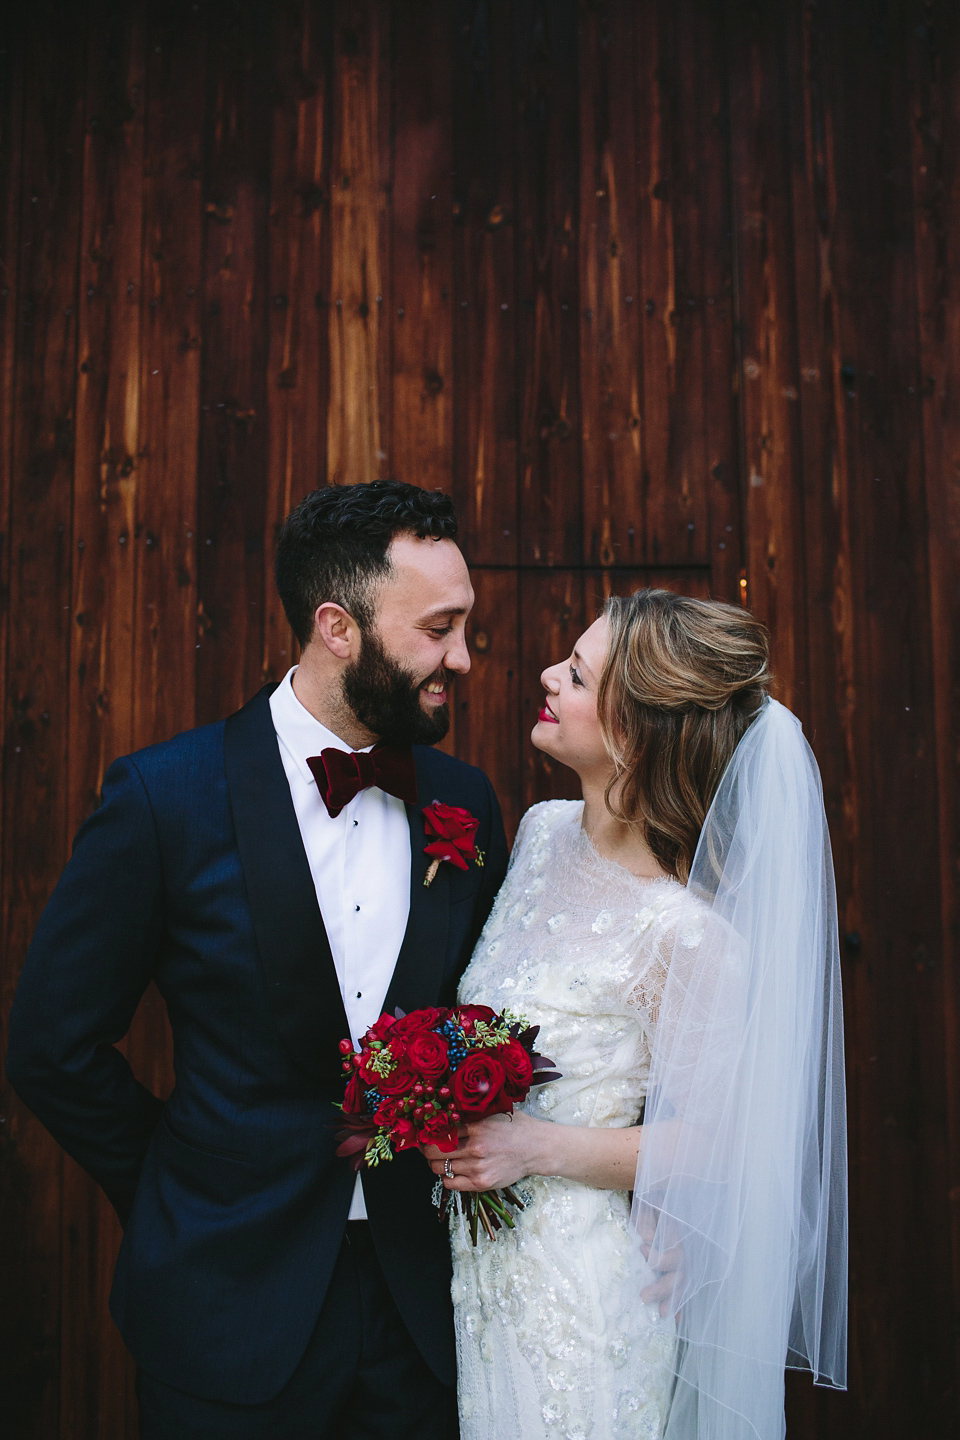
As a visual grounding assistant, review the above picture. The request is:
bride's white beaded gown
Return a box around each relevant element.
[452,799,708,1440]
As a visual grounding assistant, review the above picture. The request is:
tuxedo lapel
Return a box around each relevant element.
[224,685,349,1086]
[382,753,450,1018]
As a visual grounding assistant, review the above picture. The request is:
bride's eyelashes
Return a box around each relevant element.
[569,664,584,688]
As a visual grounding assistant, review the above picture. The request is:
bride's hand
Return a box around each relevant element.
[421,1112,548,1192]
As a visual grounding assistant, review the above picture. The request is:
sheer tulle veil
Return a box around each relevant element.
[630,697,847,1440]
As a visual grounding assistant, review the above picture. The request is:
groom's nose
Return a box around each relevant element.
[444,628,471,675]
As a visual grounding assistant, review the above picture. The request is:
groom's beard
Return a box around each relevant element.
[342,629,452,746]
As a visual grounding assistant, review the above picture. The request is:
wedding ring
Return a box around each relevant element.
[444,1158,454,1179]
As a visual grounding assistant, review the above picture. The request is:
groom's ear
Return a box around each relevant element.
[313,602,361,660]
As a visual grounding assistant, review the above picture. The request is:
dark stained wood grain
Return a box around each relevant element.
[327,0,391,485]
[0,5,86,1434]
[577,0,643,568]
[390,0,453,493]
[689,4,743,604]
[128,0,209,1111]
[725,0,809,718]
[0,0,27,1420]
[264,0,334,683]
[133,0,205,756]
[633,3,716,570]
[514,0,583,566]
[451,0,519,565]
[63,10,146,1434]
[909,0,960,1389]
[195,1,272,723]
[459,569,521,841]
[769,4,951,1434]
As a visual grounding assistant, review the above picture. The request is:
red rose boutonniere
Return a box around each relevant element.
[422,800,484,888]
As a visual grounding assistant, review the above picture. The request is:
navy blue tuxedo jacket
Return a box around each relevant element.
[6,684,508,1403]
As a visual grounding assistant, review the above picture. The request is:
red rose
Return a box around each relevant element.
[452,1052,510,1116]
[391,1006,450,1038]
[455,1004,497,1033]
[373,1095,402,1126]
[375,1058,418,1096]
[418,1111,460,1152]
[342,1073,367,1115]
[498,1038,534,1098]
[423,801,480,872]
[407,1030,449,1080]
[389,1117,418,1151]
[363,1014,397,1044]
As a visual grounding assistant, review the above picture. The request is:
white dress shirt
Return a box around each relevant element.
[269,667,412,1219]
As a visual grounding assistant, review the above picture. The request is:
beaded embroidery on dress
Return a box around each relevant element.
[452,799,709,1440]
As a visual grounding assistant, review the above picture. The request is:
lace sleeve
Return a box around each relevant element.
[626,897,743,1119]
[624,918,675,1036]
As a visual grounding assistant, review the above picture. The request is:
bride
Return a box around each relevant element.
[423,589,847,1440]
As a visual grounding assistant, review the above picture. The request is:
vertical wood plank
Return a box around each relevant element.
[0,1,28,1425]
[195,1,272,723]
[452,0,519,565]
[514,0,582,566]
[908,0,960,1398]
[327,0,391,486]
[0,4,87,1434]
[390,0,454,493]
[578,0,643,568]
[134,0,205,755]
[264,0,334,682]
[778,42,859,1431]
[63,7,146,1434]
[689,3,742,603]
[0,5,24,801]
[459,570,520,842]
[129,0,208,1126]
[777,3,952,1433]
[519,567,585,809]
[725,0,808,716]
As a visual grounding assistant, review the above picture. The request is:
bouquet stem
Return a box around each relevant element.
[441,1187,527,1245]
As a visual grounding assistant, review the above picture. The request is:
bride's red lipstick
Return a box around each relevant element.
[538,704,559,724]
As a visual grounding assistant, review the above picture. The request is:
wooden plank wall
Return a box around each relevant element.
[0,2,956,1435]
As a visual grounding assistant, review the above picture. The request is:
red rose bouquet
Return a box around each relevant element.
[335,1005,560,1243]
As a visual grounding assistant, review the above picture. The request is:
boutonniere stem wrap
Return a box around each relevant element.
[422,800,484,887]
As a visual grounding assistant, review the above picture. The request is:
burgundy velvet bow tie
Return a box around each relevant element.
[307,744,418,818]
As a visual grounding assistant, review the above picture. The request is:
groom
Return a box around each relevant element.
[6,481,508,1438]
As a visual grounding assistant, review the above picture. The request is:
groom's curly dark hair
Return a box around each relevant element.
[275,481,459,647]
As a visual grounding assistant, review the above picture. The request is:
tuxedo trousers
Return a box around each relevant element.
[136,1222,458,1440]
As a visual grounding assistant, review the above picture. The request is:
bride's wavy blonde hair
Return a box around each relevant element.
[597,589,771,882]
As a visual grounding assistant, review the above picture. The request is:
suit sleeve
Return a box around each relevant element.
[5,755,166,1223]
[465,772,509,955]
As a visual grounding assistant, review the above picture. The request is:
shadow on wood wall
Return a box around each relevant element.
[0,1,957,1435]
